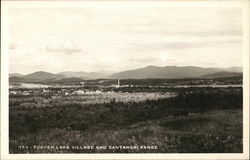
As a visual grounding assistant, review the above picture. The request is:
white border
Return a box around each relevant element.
[1,0,249,159]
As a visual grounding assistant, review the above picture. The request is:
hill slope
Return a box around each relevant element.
[109,66,224,79]
[9,76,26,83]
[59,71,109,79]
[9,73,23,77]
[223,66,243,72]
[22,71,65,80]
[201,72,243,79]
[55,77,84,83]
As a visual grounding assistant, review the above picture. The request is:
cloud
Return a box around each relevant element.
[132,30,242,37]
[46,41,82,54]
[129,56,158,63]
[9,6,243,73]
[160,40,242,49]
[126,36,242,53]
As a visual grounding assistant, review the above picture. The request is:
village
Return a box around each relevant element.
[9,76,242,97]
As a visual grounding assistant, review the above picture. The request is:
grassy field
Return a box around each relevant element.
[9,87,243,153]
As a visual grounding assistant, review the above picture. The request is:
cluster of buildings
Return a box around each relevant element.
[9,78,242,96]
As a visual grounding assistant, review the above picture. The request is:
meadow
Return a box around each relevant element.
[9,86,243,153]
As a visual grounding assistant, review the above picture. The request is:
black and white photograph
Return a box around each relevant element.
[1,0,249,159]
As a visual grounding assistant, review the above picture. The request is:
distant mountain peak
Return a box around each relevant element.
[32,71,52,74]
[144,65,159,68]
[109,65,242,79]
[59,71,110,79]
[22,71,65,80]
[9,73,23,77]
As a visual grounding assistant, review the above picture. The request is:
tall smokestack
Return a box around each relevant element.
[80,81,85,87]
[118,79,120,87]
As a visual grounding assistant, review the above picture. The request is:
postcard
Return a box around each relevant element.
[1,0,249,159]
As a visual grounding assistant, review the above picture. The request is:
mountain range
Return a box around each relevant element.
[108,66,242,79]
[59,71,111,80]
[9,65,243,83]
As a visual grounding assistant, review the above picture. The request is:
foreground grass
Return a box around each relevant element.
[10,109,242,153]
[9,88,243,153]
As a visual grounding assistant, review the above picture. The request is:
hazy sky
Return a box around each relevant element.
[9,4,243,74]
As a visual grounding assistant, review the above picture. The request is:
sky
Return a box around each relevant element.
[9,3,243,74]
